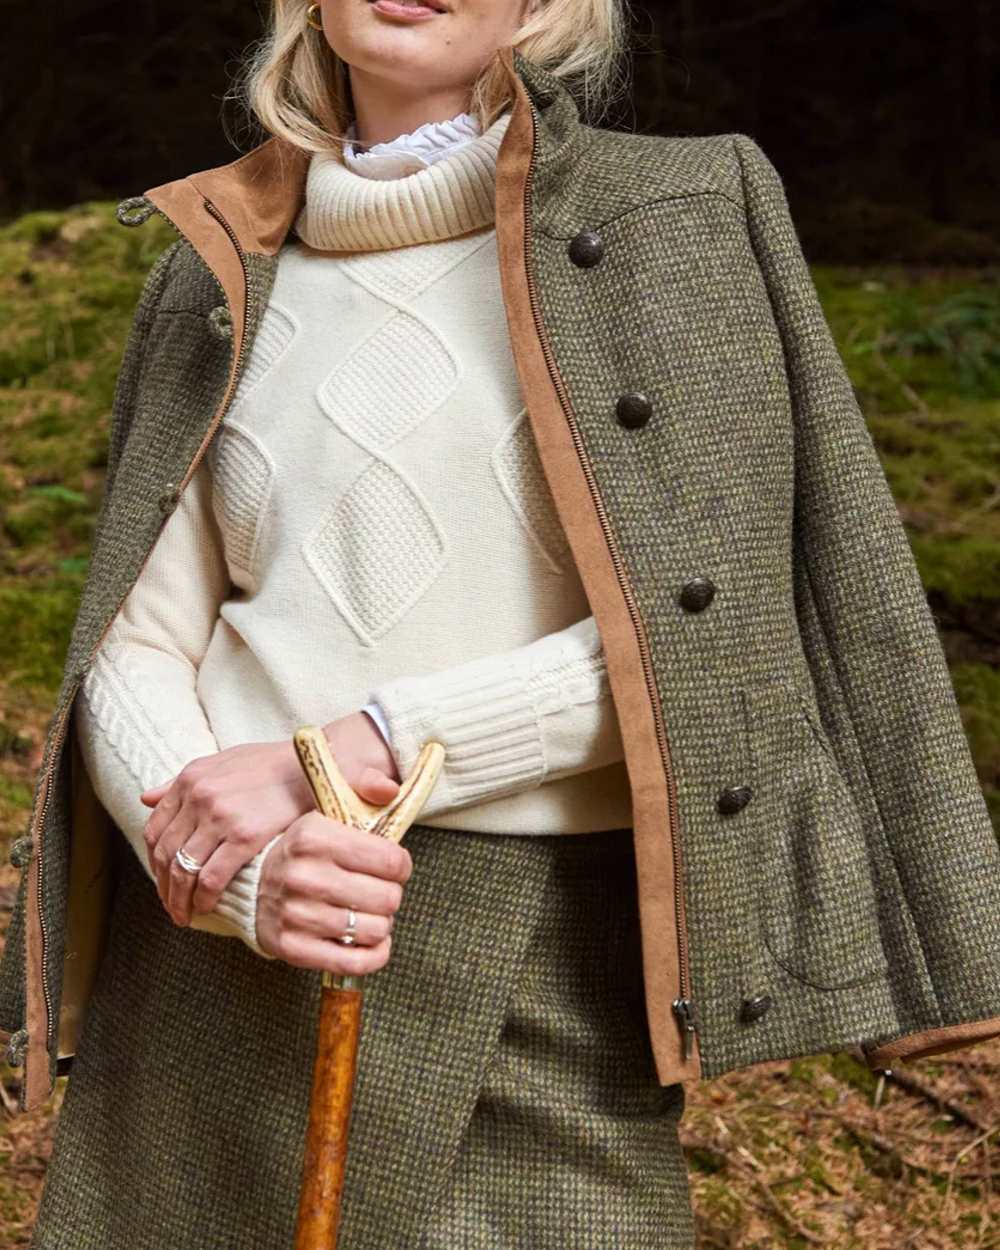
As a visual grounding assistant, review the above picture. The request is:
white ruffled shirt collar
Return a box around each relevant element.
[342,111,482,180]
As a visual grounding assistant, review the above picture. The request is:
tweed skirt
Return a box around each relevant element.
[30,823,695,1249]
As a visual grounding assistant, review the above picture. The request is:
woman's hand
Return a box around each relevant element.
[255,811,412,974]
[140,711,402,928]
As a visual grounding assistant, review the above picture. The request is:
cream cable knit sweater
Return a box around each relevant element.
[75,108,632,959]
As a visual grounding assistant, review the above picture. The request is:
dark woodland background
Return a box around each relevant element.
[3,0,999,262]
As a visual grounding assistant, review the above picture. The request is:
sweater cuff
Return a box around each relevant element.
[211,832,285,959]
[368,622,607,815]
[375,662,544,813]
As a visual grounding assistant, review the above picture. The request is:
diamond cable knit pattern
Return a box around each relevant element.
[491,407,573,572]
[206,419,276,583]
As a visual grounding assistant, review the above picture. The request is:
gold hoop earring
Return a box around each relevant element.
[306,3,324,31]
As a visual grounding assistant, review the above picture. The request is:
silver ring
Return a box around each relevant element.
[175,847,203,875]
[338,907,358,946]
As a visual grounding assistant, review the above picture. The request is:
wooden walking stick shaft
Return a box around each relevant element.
[295,970,363,1248]
[292,725,444,1250]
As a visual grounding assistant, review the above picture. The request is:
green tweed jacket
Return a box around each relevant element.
[3,46,999,1113]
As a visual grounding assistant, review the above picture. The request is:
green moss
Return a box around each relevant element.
[0,574,84,693]
[0,776,32,806]
[828,1050,878,1097]
[814,267,1000,408]
[0,202,176,394]
[0,720,33,758]
[951,664,1000,817]
[686,1145,725,1174]
[0,202,177,711]
[912,535,1000,602]
[3,486,94,552]
[788,1055,827,1084]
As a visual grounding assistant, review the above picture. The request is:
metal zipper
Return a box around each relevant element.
[520,98,696,1068]
[27,192,254,1070]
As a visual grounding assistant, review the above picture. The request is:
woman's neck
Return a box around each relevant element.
[347,69,473,150]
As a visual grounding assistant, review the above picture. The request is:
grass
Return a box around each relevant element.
[0,207,998,1247]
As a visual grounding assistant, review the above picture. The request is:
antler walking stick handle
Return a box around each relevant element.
[292,726,445,1250]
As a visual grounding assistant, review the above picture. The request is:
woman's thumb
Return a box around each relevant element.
[354,765,400,802]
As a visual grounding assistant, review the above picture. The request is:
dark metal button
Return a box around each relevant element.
[8,836,33,870]
[717,785,753,815]
[678,577,716,612]
[207,304,234,340]
[615,391,653,429]
[568,229,604,268]
[740,994,773,1023]
[158,482,181,513]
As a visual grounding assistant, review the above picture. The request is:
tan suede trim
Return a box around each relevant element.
[492,46,700,1085]
[142,178,249,388]
[189,137,310,258]
[23,790,51,1109]
[143,142,311,502]
[57,715,115,1062]
[864,1016,1000,1069]
[137,184,247,506]
[21,687,89,1109]
[145,135,310,259]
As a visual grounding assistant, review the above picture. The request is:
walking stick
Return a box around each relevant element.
[291,725,445,1250]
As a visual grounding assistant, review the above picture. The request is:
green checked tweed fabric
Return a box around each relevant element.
[29,825,695,1250]
[521,88,1000,1076]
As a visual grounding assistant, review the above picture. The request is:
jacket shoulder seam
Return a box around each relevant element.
[582,126,754,214]
[534,188,743,240]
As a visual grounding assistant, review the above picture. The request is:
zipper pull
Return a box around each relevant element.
[672,996,698,1062]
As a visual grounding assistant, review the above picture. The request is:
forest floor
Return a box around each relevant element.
[0,205,998,1247]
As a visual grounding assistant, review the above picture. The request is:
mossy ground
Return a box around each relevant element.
[0,208,997,1247]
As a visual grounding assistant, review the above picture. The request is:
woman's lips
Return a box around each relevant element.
[369,0,444,19]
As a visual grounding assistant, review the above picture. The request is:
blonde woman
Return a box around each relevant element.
[14,0,1000,1245]
[26,1,699,1247]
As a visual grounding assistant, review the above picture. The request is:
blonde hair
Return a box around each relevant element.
[229,0,632,156]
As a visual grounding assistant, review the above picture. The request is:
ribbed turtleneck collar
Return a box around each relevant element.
[293,108,512,253]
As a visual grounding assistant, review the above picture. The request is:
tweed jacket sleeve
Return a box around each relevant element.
[734,135,1000,1053]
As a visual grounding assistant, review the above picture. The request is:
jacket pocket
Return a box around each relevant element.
[737,678,888,989]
